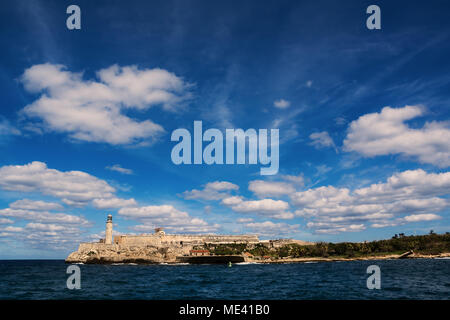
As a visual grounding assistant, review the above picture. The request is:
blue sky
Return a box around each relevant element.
[0,0,449,258]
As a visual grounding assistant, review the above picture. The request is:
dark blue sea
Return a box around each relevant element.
[0,259,448,299]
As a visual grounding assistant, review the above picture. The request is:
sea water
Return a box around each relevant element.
[0,259,448,299]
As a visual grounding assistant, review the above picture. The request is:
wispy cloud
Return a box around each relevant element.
[106,164,134,175]
[273,99,291,109]
[182,181,239,201]
[309,131,338,153]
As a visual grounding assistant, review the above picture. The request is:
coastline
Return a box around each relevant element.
[65,252,450,265]
[65,229,450,265]
[252,252,450,264]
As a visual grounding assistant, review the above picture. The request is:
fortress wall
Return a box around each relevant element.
[83,234,260,250]
[160,234,259,244]
[201,235,259,243]
[118,235,162,246]
[78,242,118,252]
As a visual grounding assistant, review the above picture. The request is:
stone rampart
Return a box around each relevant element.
[114,234,259,247]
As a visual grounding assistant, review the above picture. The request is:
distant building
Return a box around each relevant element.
[189,249,210,256]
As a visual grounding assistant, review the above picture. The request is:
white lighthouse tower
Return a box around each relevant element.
[105,214,113,244]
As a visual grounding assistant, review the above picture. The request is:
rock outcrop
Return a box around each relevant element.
[65,243,185,264]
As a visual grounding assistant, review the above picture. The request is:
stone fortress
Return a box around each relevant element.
[66,214,272,264]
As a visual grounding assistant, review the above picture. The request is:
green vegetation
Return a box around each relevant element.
[199,233,450,259]
[195,243,248,255]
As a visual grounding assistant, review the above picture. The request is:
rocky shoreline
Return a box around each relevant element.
[254,252,450,264]
[66,248,450,265]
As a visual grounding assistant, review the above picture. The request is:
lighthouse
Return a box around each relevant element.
[105,214,113,244]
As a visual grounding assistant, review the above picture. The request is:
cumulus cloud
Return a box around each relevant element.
[20,63,191,145]
[248,180,296,198]
[280,174,304,187]
[118,205,219,233]
[0,161,116,207]
[0,201,92,250]
[306,222,365,234]
[309,131,338,152]
[182,181,239,201]
[92,197,137,209]
[221,196,293,219]
[18,222,86,250]
[344,105,450,167]
[0,226,24,233]
[291,169,449,234]
[0,208,90,225]
[10,199,63,211]
[273,99,291,109]
[106,164,134,175]
[245,221,300,237]
[402,213,441,222]
[371,213,442,228]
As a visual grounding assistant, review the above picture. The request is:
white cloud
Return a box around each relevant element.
[353,169,450,200]
[248,180,295,198]
[106,164,133,175]
[25,222,77,232]
[335,116,347,126]
[221,196,293,219]
[0,218,13,224]
[0,208,90,225]
[292,169,449,234]
[0,118,20,136]
[20,222,87,250]
[20,63,191,145]
[10,199,63,211]
[245,221,299,237]
[306,222,365,234]
[344,105,450,167]
[182,181,239,201]
[309,131,338,152]
[221,196,245,206]
[118,205,219,233]
[0,161,116,207]
[402,213,441,222]
[280,174,304,187]
[92,197,137,209]
[0,226,24,233]
[206,181,239,191]
[0,201,92,250]
[273,99,291,109]
[315,165,332,176]
[371,213,442,228]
